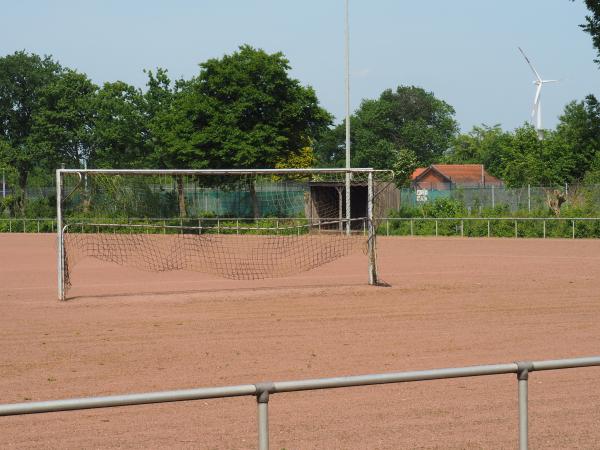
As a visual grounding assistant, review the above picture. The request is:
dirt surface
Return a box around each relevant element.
[1,233,599,449]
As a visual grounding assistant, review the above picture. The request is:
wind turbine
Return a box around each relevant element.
[518,47,559,140]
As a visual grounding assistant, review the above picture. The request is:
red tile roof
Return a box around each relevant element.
[411,164,502,185]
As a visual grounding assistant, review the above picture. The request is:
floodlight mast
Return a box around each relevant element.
[345,0,351,235]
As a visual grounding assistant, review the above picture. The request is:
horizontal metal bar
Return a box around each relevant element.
[271,363,518,393]
[3,217,600,222]
[532,356,600,371]
[378,217,600,221]
[1,356,598,418]
[0,385,256,416]
[63,219,366,232]
[57,168,389,175]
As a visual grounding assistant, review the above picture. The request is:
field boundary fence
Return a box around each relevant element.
[0,356,598,450]
[3,217,600,239]
[379,217,600,239]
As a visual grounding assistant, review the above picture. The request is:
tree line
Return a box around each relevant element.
[1,1,599,217]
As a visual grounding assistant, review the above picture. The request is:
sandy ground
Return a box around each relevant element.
[0,233,599,449]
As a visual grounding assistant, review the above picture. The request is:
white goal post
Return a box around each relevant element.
[56,168,393,300]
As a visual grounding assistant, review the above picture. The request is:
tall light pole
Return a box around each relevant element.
[344,0,351,235]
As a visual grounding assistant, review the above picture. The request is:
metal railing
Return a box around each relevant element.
[0,356,598,449]
[3,216,600,239]
[379,217,600,239]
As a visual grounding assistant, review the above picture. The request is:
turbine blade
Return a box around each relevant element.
[541,79,560,83]
[518,47,542,81]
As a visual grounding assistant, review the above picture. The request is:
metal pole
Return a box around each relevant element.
[517,363,532,450]
[56,170,64,301]
[410,219,414,236]
[461,220,464,237]
[515,220,518,238]
[435,220,438,237]
[367,172,376,285]
[344,0,351,236]
[492,185,495,208]
[255,383,271,450]
[258,401,269,450]
[543,220,546,238]
[527,184,531,212]
[487,220,490,238]
[572,220,575,239]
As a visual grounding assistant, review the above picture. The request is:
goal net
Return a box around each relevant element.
[56,168,394,300]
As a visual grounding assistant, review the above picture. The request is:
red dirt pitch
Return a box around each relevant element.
[1,233,600,449]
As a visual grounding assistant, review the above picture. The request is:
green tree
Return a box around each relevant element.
[316,85,458,173]
[30,70,97,168]
[554,95,600,181]
[572,0,600,66]
[91,81,148,168]
[444,125,512,178]
[0,51,62,210]
[152,45,332,216]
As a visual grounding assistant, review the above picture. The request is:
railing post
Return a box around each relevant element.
[410,219,414,236]
[37,220,40,233]
[217,218,220,235]
[386,219,389,236]
[255,383,273,450]
[487,220,490,238]
[515,220,518,238]
[460,220,464,237]
[238,219,240,235]
[516,362,533,450]
[543,220,546,239]
[572,220,575,239]
[435,220,438,237]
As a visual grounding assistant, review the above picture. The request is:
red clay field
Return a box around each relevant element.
[1,233,600,449]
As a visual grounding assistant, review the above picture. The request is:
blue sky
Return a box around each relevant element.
[2,0,598,132]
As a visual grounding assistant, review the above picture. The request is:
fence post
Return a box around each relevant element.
[386,219,389,236]
[37,220,40,233]
[9,219,11,232]
[163,220,166,235]
[23,219,26,233]
[363,218,366,236]
[238,219,240,235]
[255,384,272,450]
[527,184,531,213]
[515,220,518,238]
[461,220,464,237]
[410,219,414,237]
[487,220,490,238]
[435,220,438,237]
[572,220,575,239]
[492,185,495,208]
[543,220,546,239]
[516,362,533,450]
[217,218,220,235]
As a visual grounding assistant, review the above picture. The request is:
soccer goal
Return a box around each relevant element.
[56,168,394,300]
